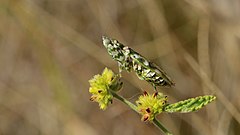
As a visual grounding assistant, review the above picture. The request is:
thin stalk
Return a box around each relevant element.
[153,118,173,135]
[110,90,172,135]
[110,91,138,112]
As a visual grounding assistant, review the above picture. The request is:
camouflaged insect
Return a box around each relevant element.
[123,46,174,88]
[102,36,174,89]
[102,36,133,72]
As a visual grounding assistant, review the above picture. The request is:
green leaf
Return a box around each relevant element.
[163,95,216,113]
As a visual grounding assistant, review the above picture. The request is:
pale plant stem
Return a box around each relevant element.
[153,118,173,135]
[110,90,172,135]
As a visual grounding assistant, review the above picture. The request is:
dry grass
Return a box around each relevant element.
[0,0,240,135]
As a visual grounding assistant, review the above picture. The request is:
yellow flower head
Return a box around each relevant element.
[136,91,168,121]
[89,68,122,110]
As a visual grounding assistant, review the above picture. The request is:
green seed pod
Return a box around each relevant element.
[163,95,216,113]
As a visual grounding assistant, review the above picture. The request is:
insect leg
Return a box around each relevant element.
[153,84,157,91]
[118,62,123,77]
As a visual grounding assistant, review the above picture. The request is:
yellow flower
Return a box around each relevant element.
[136,91,167,121]
[89,68,122,110]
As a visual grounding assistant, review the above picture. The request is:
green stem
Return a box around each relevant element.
[110,91,138,112]
[110,90,172,135]
[153,118,173,135]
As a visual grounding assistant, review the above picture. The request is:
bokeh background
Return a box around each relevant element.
[0,0,240,135]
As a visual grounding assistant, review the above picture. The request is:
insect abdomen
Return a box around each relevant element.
[127,48,174,87]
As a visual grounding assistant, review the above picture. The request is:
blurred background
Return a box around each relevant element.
[0,0,240,135]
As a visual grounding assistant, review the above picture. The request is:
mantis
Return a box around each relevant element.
[102,36,174,90]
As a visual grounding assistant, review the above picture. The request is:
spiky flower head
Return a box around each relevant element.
[89,68,122,110]
[136,91,168,122]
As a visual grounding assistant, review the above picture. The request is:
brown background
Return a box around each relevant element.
[0,0,240,135]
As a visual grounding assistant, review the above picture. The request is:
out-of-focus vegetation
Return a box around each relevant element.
[0,0,239,135]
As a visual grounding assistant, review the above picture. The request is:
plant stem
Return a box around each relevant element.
[110,91,138,112]
[110,90,172,135]
[153,118,173,135]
